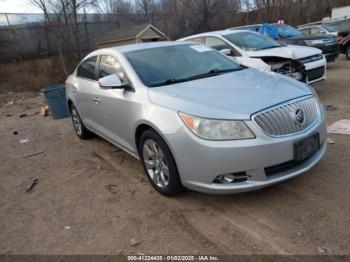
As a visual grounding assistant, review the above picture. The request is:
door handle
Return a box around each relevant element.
[91,97,101,104]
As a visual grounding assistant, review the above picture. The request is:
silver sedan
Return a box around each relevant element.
[65,41,327,196]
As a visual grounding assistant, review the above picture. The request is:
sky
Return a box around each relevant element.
[0,0,44,13]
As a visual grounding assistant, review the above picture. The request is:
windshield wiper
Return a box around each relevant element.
[149,68,241,87]
[149,78,186,87]
[183,68,241,81]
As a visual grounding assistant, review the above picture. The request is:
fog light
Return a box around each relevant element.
[214,172,248,184]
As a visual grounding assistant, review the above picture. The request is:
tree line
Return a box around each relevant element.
[22,0,349,76]
[30,0,350,39]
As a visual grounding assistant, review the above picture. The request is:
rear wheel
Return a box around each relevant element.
[71,105,94,139]
[139,129,183,196]
[346,45,350,60]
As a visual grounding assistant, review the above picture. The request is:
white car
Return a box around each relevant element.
[178,30,327,84]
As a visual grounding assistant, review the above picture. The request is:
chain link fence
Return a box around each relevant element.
[0,13,151,61]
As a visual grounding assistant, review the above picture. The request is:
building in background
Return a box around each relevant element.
[332,5,350,19]
[96,23,167,48]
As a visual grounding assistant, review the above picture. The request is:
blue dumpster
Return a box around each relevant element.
[42,84,70,119]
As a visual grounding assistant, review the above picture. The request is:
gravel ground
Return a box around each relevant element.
[0,56,350,255]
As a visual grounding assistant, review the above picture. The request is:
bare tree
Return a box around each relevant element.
[96,0,133,13]
[28,0,98,75]
[177,0,240,32]
[134,0,158,22]
[28,0,69,75]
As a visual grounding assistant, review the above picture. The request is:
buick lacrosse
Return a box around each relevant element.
[65,42,327,196]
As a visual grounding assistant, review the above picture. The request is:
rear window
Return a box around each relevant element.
[276,24,304,38]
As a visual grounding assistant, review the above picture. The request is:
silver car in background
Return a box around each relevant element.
[65,42,327,196]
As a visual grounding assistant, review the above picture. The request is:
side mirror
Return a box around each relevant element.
[220,48,232,56]
[98,74,123,89]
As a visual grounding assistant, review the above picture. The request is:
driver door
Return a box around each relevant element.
[92,55,141,152]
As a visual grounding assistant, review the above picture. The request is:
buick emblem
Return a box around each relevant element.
[295,109,305,125]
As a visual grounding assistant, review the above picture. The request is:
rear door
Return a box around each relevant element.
[300,28,311,35]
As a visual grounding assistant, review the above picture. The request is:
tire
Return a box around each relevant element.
[139,129,183,196]
[346,45,350,60]
[70,105,94,139]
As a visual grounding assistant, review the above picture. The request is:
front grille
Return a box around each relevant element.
[321,44,339,53]
[253,96,319,137]
[307,66,325,81]
[323,39,336,44]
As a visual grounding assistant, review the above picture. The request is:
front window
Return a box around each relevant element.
[124,45,243,87]
[310,27,326,34]
[276,24,304,38]
[98,55,128,83]
[224,32,282,51]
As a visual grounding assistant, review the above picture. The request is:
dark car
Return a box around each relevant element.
[271,24,339,63]
[298,24,350,43]
[339,33,350,60]
[230,24,339,63]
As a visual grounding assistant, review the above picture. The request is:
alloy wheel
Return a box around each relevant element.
[142,139,169,189]
[72,108,82,136]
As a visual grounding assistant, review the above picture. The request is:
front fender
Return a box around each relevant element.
[132,104,184,153]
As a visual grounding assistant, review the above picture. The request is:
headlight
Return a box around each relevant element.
[305,39,324,46]
[179,112,255,140]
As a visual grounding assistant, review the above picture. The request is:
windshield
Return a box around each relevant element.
[322,24,337,32]
[124,45,243,87]
[224,32,282,51]
[276,24,304,38]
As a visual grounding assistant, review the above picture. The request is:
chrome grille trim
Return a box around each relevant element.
[253,96,320,137]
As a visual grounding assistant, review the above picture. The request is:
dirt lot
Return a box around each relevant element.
[0,56,350,256]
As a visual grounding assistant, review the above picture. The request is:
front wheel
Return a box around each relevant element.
[139,129,183,196]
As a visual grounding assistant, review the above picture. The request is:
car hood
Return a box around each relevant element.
[282,34,334,41]
[148,68,312,120]
[246,45,321,59]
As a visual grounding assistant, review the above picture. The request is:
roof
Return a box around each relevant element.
[97,23,166,44]
[298,24,323,29]
[228,24,261,30]
[89,41,192,57]
[178,29,253,41]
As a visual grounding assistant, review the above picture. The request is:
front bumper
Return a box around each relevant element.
[165,112,327,194]
[303,57,327,84]
[314,43,339,63]
[325,52,339,62]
